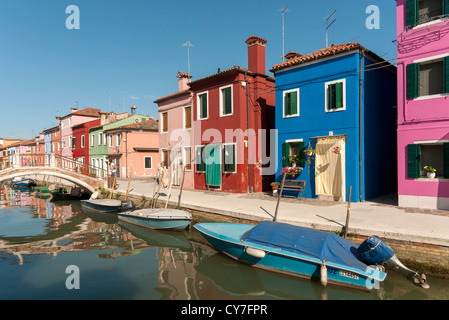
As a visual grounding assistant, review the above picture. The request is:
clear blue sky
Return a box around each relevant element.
[0,0,397,139]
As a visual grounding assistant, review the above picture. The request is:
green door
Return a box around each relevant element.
[205,145,221,186]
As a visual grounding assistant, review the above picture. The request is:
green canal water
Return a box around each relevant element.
[0,185,448,301]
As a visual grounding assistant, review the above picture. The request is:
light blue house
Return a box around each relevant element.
[271,43,397,202]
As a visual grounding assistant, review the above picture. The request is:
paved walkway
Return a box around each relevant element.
[116,178,449,247]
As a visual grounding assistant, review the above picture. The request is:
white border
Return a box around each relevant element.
[282,88,300,118]
[219,85,234,117]
[325,78,346,113]
[197,91,209,120]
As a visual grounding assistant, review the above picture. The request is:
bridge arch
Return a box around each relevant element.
[0,168,107,194]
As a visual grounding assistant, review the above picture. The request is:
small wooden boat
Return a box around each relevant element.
[118,208,192,231]
[80,199,134,213]
[12,178,36,188]
[194,221,429,291]
[34,186,50,195]
[51,187,90,201]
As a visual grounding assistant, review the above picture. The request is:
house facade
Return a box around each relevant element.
[396,0,449,209]
[189,35,275,193]
[42,125,61,156]
[155,71,195,189]
[104,119,159,178]
[72,119,101,173]
[271,43,397,202]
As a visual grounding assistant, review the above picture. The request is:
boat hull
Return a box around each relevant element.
[81,199,134,213]
[118,209,192,231]
[194,223,385,292]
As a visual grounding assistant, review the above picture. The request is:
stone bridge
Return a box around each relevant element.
[0,154,109,193]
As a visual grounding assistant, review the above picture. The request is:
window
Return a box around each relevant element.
[184,106,192,129]
[407,57,449,98]
[282,140,306,167]
[407,143,449,178]
[91,134,95,147]
[68,118,71,127]
[99,133,103,145]
[144,156,152,169]
[197,92,208,120]
[195,146,205,172]
[72,137,76,149]
[161,149,169,168]
[283,89,299,117]
[109,135,113,147]
[81,135,85,148]
[406,0,449,27]
[184,146,192,170]
[222,144,236,173]
[325,79,346,112]
[161,112,168,133]
[220,85,233,116]
[117,134,121,146]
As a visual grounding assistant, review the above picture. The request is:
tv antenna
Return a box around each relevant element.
[279,6,289,62]
[182,40,194,76]
[326,10,337,47]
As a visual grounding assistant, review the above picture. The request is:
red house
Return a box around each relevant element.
[190,35,275,193]
[72,119,101,172]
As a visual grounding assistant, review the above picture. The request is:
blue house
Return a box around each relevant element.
[271,43,397,202]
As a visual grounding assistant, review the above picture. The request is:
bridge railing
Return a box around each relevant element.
[0,154,109,181]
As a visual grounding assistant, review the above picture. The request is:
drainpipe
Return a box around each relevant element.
[359,50,364,202]
[245,72,253,193]
[125,131,128,178]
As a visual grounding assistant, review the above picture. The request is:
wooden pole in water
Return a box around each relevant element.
[110,178,116,200]
[344,185,352,239]
[274,174,287,222]
[125,175,131,200]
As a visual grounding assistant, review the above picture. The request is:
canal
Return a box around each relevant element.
[0,185,448,301]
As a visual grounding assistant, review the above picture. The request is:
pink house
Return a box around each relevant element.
[56,107,102,159]
[396,0,449,209]
[155,72,195,189]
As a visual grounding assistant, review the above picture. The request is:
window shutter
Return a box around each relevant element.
[444,0,449,15]
[282,143,290,167]
[335,82,343,109]
[223,145,235,172]
[406,63,420,99]
[284,93,290,116]
[224,87,232,114]
[405,0,418,27]
[201,94,207,118]
[196,147,205,172]
[290,91,297,115]
[444,143,449,179]
[328,84,335,110]
[444,56,449,94]
[407,144,421,178]
[299,141,306,168]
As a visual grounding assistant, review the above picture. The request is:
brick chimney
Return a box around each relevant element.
[71,107,78,113]
[177,71,192,91]
[245,35,267,75]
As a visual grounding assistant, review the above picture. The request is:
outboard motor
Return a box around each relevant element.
[358,236,429,289]
[120,200,134,212]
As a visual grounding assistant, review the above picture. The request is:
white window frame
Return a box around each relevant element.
[222,143,237,174]
[109,134,113,147]
[195,145,206,172]
[91,134,95,147]
[81,135,85,148]
[219,84,233,117]
[325,78,346,113]
[117,134,121,146]
[144,156,152,169]
[197,91,209,120]
[283,88,300,118]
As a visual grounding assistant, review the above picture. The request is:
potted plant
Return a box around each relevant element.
[281,167,301,177]
[304,148,315,157]
[424,166,436,179]
[289,154,301,167]
[270,182,280,196]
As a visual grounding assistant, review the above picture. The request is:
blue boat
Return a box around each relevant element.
[118,208,192,231]
[12,178,36,188]
[194,221,429,291]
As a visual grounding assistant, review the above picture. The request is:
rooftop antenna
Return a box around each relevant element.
[326,9,337,47]
[279,6,289,62]
[182,41,194,76]
[74,101,79,108]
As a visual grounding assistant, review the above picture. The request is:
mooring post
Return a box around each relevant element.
[344,185,352,239]
[274,174,287,222]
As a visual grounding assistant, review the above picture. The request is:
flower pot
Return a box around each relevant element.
[427,172,436,179]
[272,189,278,197]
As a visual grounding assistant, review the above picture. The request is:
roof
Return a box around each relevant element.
[56,107,102,120]
[271,43,368,72]
[154,89,191,104]
[188,65,274,86]
[103,119,158,133]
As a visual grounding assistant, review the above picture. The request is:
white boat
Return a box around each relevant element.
[118,208,192,231]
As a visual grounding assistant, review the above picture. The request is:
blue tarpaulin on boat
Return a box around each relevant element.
[240,221,368,271]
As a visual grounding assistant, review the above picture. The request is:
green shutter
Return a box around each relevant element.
[405,0,418,27]
[290,91,297,115]
[328,84,335,110]
[406,63,420,99]
[205,145,221,186]
[444,0,449,15]
[444,143,449,179]
[444,56,449,94]
[407,144,421,179]
[282,143,290,167]
[299,141,306,168]
[224,87,232,114]
[335,82,343,109]
[72,137,76,149]
[284,93,290,116]
[201,94,207,118]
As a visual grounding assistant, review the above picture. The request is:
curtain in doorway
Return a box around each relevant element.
[205,145,221,187]
[315,136,346,198]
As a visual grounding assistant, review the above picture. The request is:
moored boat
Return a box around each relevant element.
[118,208,192,231]
[51,187,90,201]
[12,178,36,188]
[80,199,134,213]
[194,221,429,291]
